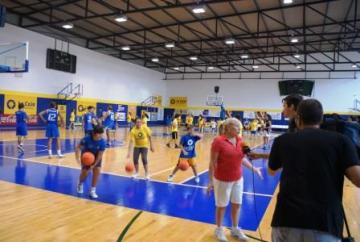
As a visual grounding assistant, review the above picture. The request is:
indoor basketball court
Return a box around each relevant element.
[0,1,360,242]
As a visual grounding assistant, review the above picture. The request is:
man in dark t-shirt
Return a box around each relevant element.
[268,99,360,242]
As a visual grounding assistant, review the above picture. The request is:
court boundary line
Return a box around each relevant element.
[149,167,174,177]
[180,169,209,184]
[0,154,273,198]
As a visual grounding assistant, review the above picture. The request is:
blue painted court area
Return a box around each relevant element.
[0,138,279,231]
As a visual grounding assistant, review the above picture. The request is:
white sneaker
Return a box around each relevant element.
[17,145,24,153]
[132,173,138,179]
[57,153,64,158]
[231,227,248,241]
[89,190,98,199]
[77,183,83,194]
[215,227,228,242]
[195,176,200,184]
[48,154,53,159]
[145,173,150,180]
[167,175,174,182]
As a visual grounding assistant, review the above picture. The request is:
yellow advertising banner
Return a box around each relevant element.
[77,101,96,115]
[169,96,187,108]
[4,94,37,115]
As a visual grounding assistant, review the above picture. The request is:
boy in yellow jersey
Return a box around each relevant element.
[127,118,154,179]
[69,109,76,130]
[141,111,149,127]
[185,114,193,128]
[177,114,182,128]
[127,111,134,131]
[167,114,180,148]
[250,119,259,137]
[198,115,205,133]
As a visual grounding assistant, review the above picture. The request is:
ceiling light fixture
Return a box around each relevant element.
[121,46,130,51]
[115,14,128,23]
[165,43,175,48]
[190,56,198,61]
[225,38,235,45]
[192,6,206,14]
[62,23,74,29]
[283,0,294,4]
[291,38,299,43]
[151,58,159,62]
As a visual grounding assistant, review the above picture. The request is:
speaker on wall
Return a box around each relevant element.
[214,86,220,94]
[278,80,314,97]
[0,5,6,28]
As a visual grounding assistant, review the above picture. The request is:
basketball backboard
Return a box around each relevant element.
[0,42,29,73]
[206,95,223,106]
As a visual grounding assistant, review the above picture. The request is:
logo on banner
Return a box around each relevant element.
[169,97,187,107]
[6,100,16,110]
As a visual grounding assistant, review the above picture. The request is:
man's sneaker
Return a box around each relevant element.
[194,176,200,184]
[167,175,174,182]
[48,154,53,159]
[77,183,83,194]
[132,172,139,179]
[231,227,249,241]
[89,190,98,199]
[215,227,228,242]
[166,143,170,148]
[145,173,150,180]
[17,145,24,153]
[57,153,65,158]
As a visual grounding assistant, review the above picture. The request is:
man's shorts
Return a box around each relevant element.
[171,131,178,139]
[46,124,59,138]
[81,159,102,170]
[178,157,196,166]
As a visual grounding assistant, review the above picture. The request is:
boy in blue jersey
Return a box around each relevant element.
[39,102,65,158]
[167,125,202,183]
[102,106,115,146]
[15,102,29,153]
[75,125,106,199]
[83,106,97,136]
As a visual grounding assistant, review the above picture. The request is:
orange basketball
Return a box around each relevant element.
[81,152,95,166]
[125,163,134,173]
[178,160,189,171]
